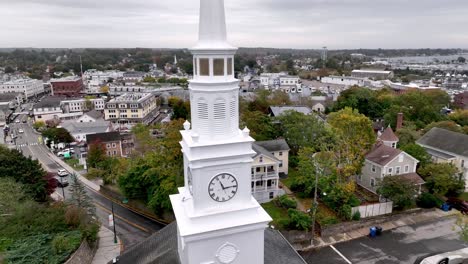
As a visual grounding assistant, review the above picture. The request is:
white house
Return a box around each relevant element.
[0,78,44,98]
[417,128,468,190]
[76,110,104,123]
[61,98,105,113]
[33,97,63,123]
[321,75,366,87]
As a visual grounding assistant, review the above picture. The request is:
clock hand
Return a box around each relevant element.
[220,181,226,190]
[224,185,237,189]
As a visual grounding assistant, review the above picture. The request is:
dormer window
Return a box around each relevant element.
[259,156,263,163]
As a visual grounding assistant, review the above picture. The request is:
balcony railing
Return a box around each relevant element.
[251,186,278,193]
[251,171,277,180]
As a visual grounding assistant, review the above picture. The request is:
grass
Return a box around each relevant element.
[459,192,468,201]
[65,158,84,171]
[262,201,290,229]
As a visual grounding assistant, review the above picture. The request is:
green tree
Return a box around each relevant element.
[0,178,27,215]
[143,76,157,83]
[396,127,421,147]
[33,121,46,131]
[377,176,417,210]
[42,128,74,143]
[4,66,15,73]
[458,57,466,63]
[400,144,431,167]
[418,163,464,196]
[277,111,333,155]
[423,121,464,135]
[0,146,50,201]
[332,87,392,119]
[84,98,94,111]
[449,110,468,126]
[287,209,312,231]
[240,111,277,141]
[69,174,95,215]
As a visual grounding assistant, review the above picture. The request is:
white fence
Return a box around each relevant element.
[352,202,393,218]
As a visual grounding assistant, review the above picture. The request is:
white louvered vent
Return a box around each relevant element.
[197,98,210,135]
[213,99,226,135]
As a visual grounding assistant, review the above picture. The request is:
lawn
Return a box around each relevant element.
[65,158,84,171]
[262,201,290,229]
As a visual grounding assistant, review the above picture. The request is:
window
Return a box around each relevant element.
[259,157,263,163]
[269,192,274,199]
[396,166,401,174]
[199,58,209,76]
[213,59,224,76]
[279,162,283,168]
[113,151,117,156]
[462,160,465,168]
[370,178,375,187]
[398,154,404,162]
[256,167,261,172]
[404,165,409,173]
[371,165,376,173]
[388,167,393,175]
[392,142,397,148]
[106,144,111,148]
[227,58,233,75]
[112,143,116,148]
[279,151,283,156]
[130,104,138,108]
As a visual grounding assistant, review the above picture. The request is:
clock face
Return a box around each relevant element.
[208,173,238,202]
[187,167,193,195]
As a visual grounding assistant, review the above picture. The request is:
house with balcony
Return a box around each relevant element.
[417,128,468,191]
[358,127,424,193]
[251,139,290,203]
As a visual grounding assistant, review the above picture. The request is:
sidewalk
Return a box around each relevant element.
[91,226,122,264]
[303,209,460,250]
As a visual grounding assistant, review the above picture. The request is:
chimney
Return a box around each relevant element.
[396,113,403,131]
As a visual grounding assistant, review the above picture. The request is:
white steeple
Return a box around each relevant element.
[170,1,272,264]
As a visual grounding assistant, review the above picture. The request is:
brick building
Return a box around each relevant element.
[454,91,468,110]
[50,76,84,97]
[86,132,122,158]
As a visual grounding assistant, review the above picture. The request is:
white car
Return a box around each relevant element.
[18,129,24,134]
[15,120,20,123]
[57,169,69,177]
[420,247,468,264]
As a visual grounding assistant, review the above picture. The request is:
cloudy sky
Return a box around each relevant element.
[2,0,468,49]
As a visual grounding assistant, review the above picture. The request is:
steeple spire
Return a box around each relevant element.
[195,0,233,49]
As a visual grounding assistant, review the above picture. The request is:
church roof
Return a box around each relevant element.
[112,222,307,264]
[379,126,399,142]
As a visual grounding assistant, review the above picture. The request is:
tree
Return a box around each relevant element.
[168,97,191,120]
[240,111,278,141]
[99,85,110,94]
[84,98,94,111]
[33,121,46,131]
[332,87,392,119]
[143,76,157,83]
[327,108,375,179]
[377,176,418,210]
[423,121,464,135]
[277,111,333,155]
[87,140,108,169]
[449,110,468,127]
[4,66,15,73]
[400,144,431,167]
[0,146,50,201]
[0,178,27,215]
[458,56,466,63]
[287,209,312,231]
[42,128,74,144]
[418,163,464,196]
[396,127,421,147]
[69,174,95,215]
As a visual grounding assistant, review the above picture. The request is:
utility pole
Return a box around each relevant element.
[310,153,322,247]
[111,201,117,244]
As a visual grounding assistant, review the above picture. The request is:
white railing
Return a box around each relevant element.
[251,172,277,180]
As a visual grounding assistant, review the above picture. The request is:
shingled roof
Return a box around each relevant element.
[379,126,399,142]
[366,143,402,166]
[112,222,306,264]
[256,139,290,152]
[417,127,468,157]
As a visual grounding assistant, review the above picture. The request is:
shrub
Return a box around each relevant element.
[352,211,361,221]
[337,204,353,220]
[79,220,100,244]
[64,205,84,228]
[278,195,297,209]
[52,234,70,254]
[417,193,441,209]
[318,216,340,227]
[287,209,312,231]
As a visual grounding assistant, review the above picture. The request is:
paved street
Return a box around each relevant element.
[301,217,467,264]
[5,114,165,251]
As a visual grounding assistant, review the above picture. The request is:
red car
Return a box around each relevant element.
[446,197,468,214]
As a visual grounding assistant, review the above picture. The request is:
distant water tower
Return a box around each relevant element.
[321,46,328,66]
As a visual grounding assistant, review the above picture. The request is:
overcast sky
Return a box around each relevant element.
[2,0,468,49]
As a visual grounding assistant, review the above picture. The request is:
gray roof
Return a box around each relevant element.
[417,128,468,157]
[256,139,290,152]
[252,143,280,161]
[84,109,104,120]
[269,106,312,117]
[62,120,110,135]
[87,131,121,143]
[34,96,65,108]
[0,93,21,102]
[113,222,306,264]
[366,143,402,166]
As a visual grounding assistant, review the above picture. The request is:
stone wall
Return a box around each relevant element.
[65,240,98,264]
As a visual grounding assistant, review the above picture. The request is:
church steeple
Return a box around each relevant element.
[195,0,233,50]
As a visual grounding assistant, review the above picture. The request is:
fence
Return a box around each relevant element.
[352,201,393,218]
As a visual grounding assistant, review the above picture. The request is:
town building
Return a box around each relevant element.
[417,128,468,190]
[109,85,148,96]
[251,139,289,203]
[115,1,306,263]
[61,98,105,113]
[351,69,394,80]
[0,78,44,98]
[0,104,12,126]
[260,73,301,91]
[0,93,23,109]
[454,91,468,110]
[123,71,146,85]
[104,93,159,129]
[33,97,64,123]
[50,76,84,97]
[321,75,366,87]
[62,120,112,142]
[358,127,424,193]
[86,131,122,157]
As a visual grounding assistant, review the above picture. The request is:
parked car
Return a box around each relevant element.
[57,169,69,177]
[53,175,69,188]
[18,129,24,134]
[15,120,20,123]
[419,247,468,264]
[446,197,468,214]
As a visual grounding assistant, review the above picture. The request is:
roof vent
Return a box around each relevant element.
[382,155,390,158]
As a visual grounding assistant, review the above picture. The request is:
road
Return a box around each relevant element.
[6,113,165,251]
[301,217,467,264]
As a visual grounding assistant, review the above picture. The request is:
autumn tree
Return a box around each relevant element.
[86,140,107,169]
[327,108,375,179]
